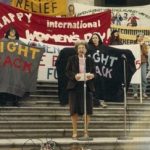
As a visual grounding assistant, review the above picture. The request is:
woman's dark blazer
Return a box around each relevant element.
[66,55,95,92]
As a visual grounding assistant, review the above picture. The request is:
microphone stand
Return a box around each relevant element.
[118,54,132,140]
[78,55,93,141]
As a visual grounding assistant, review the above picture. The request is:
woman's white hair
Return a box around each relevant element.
[74,40,88,51]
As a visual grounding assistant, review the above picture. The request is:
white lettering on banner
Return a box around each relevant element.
[8,13,15,22]
[16,13,32,23]
[84,28,111,42]
[92,51,118,67]
[0,16,11,26]
[26,30,111,44]
[47,20,101,29]
[90,51,118,79]
[25,30,80,43]
[0,13,32,29]
[96,65,112,78]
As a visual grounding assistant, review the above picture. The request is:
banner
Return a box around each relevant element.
[111,44,141,84]
[0,39,44,96]
[11,0,67,16]
[0,2,111,81]
[35,43,67,81]
[0,2,111,46]
[74,3,150,44]
[56,45,136,104]
[74,3,150,26]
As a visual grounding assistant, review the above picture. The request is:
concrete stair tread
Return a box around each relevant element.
[9,106,150,110]
[30,95,58,98]
[29,94,150,100]
[1,112,150,117]
[1,80,150,147]
[0,112,138,115]
[23,101,150,105]
[1,128,150,131]
[0,120,150,125]
[36,84,58,87]
[1,137,150,145]
[1,137,150,150]
[34,89,58,92]
[0,105,124,111]
[0,106,125,110]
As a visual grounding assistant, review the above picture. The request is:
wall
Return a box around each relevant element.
[126,0,150,6]
[94,0,150,6]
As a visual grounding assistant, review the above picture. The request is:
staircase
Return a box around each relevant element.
[0,81,150,150]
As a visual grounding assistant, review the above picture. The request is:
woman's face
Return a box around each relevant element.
[9,29,16,38]
[77,44,87,57]
[68,5,74,11]
[92,34,99,46]
[137,35,144,42]
[114,31,119,37]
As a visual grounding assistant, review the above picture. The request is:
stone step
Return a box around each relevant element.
[1,137,150,150]
[31,89,150,94]
[21,94,150,101]
[36,84,58,88]
[32,90,149,95]
[19,99,150,107]
[0,113,150,121]
[29,93,150,100]
[36,81,58,85]
[1,80,150,149]
[31,89,58,95]
[30,94,58,98]
[0,106,124,113]
[1,106,150,114]
[0,128,150,139]
[34,83,150,89]
[0,120,149,129]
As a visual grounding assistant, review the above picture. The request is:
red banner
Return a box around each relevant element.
[0,2,111,46]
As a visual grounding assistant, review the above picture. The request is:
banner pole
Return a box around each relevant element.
[118,55,132,140]
[140,80,143,103]
[78,55,93,141]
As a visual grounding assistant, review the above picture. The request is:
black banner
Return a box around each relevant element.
[56,45,136,104]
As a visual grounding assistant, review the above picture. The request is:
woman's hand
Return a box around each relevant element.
[75,74,81,81]
[86,73,94,80]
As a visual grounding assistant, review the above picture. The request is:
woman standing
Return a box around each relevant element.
[133,33,148,98]
[0,26,20,106]
[4,26,19,40]
[66,40,95,139]
[109,30,123,45]
[88,32,107,108]
[67,4,76,17]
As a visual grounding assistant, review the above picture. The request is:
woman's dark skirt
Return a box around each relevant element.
[68,82,93,116]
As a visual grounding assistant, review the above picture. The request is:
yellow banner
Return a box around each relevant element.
[11,0,67,16]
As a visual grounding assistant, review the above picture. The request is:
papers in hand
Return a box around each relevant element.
[77,73,92,81]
